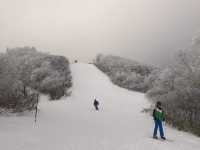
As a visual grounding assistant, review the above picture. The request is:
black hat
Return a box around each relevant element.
[156,101,162,106]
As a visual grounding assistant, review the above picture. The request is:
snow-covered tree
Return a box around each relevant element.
[0,47,72,112]
[94,54,155,92]
[147,33,200,136]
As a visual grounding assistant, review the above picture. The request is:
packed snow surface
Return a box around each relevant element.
[0,63,200,150]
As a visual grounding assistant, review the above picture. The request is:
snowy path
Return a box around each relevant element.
[0,63,200,150]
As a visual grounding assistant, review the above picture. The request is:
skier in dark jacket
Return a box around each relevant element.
[153,101,166,140]
[93,98,99,111]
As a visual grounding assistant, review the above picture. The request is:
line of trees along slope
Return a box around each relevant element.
[94,55,156,93]
[0,47,72,112]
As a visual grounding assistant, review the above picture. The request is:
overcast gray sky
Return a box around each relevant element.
[0,0,200,65]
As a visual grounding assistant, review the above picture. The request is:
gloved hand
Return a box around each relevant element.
[163,117,166,122]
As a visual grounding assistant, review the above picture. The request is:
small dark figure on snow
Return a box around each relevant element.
[93,98,99,111]
[153,101,166,140]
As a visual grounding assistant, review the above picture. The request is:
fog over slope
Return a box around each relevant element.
[0,0,200,65]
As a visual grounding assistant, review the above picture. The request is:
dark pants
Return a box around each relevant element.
[94,105,99,111]
[153,120,164,137]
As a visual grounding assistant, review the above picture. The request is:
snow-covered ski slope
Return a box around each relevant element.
[0,63,200,150]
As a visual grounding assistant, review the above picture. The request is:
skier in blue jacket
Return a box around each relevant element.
[153,101,166,140]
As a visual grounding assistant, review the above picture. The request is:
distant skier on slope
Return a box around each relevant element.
[93,98,99,111]
[153,101,166,140]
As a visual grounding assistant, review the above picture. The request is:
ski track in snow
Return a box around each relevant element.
[0,63,200,150]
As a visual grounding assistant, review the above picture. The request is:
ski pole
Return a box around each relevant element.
[34,93,39,123]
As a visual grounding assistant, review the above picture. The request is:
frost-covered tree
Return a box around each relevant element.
[94,54,155,92]
[30,56,72,99]
[147,33,200,136]
[0,47,72,112]
[0,51,38,112]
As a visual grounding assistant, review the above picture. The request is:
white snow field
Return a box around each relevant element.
[0,63,200,150]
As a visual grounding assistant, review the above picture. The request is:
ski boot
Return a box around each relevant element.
[153,135,158,139]
[161,136,166,140]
